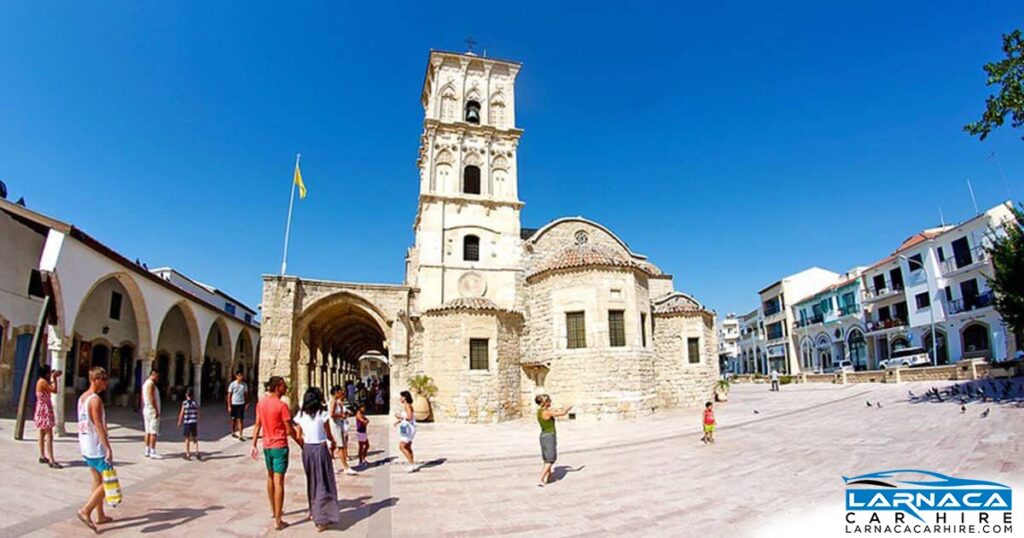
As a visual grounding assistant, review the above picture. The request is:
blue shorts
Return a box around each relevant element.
[83,456,111,473]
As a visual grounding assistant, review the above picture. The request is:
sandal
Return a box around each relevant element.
[48,461,63,469]
[38,457,48,464]
[76,511,98,534]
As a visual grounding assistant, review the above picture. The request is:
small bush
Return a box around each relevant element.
[779,375,793,385]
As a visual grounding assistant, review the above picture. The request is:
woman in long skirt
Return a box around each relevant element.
[293,387,340,532]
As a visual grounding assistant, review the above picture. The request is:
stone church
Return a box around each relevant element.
[259,49,719,422]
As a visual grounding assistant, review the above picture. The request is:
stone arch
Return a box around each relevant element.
[155,301,201,399]
[295,290,392,404]
[438,84,457,122]
[70,273,150,396]
[72,272,152,355]
[799,337,814,370]
[528,217,646,261]
[201,317,232,401]
[960,322,991,359]
[235,328,255,376]
[156,301,201,362]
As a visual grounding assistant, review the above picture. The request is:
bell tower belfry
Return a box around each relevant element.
[406,50,524,311]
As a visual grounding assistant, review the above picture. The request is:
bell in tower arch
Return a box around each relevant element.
[464,100,481,124]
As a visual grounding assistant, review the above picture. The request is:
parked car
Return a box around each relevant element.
[884,347,931,368]
[828,360,855,373]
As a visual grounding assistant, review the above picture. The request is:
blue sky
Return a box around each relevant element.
[2,2,1022,317]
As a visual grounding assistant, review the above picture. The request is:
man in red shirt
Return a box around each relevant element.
[251,376,301,531]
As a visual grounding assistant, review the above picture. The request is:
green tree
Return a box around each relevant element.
[964,29,1024,141]
[986,204,1024,337]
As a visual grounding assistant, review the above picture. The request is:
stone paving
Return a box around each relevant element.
[1,379,1021,537]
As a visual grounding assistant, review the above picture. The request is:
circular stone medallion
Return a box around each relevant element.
[458,272,487,298]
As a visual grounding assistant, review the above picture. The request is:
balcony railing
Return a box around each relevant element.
[793,314,824,329]
[865,318,907,333]
[940,246,989,275]
[863,285,904,302]
[838,304,859,316]
[948,290,996,315]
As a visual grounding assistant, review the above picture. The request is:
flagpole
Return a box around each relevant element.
[280,153,301,275]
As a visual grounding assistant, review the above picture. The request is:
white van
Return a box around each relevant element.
[884,347,931,368]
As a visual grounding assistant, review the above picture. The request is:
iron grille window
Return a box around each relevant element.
[608,310,625,347]
[915,292,930,309]
[464,235,480,261]
[469,338,489,370]
[566,312,586,349]
[687,337,701,364]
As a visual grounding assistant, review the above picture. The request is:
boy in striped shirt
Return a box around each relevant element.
[177,387,201,461]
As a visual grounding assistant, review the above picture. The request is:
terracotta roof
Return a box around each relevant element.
[528,244,651,279]
[425,297,519,315]
[866,230,945,271]
[652,292,710,315]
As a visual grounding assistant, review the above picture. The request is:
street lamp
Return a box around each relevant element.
[898,254,938,367]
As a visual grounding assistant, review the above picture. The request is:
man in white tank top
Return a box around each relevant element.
[141,369,162,459]
[76,366,114,533]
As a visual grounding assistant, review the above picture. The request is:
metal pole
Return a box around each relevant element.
[280,153,300,275]
[14,296,51,440]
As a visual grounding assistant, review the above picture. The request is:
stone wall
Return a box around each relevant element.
[421,309,522,423]
[652,312,719,409]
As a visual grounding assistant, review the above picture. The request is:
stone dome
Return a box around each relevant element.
[425,296,518,315]
[528,243,651,279]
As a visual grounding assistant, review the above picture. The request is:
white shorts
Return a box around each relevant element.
[331,421,348,447]
[143,411,160,435]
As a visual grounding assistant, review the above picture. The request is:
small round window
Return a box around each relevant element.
[574,230,589,245]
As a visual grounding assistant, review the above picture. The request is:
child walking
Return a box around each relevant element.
[355,404,370,467]
[701,401,716,444]
[177,387,201,460]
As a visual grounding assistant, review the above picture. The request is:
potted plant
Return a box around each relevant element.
[408,374,437,422]
[714,378,731,402]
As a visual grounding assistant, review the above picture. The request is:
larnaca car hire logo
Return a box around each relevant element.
[844,469,1013,534]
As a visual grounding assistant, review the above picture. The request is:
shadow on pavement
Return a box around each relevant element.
[337,497,399,532]
[417,457,446,470]
[551,465,585,483]
[99,505,225,534]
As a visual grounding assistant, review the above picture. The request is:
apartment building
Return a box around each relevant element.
[791,268,867,371]
[758,267,841,374]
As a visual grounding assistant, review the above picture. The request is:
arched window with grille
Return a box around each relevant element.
[463,165,481,194]
[463,235,480,261]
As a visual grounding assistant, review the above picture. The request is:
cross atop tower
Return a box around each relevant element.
[465,36,477,53]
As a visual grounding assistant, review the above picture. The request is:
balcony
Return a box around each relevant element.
[793,314,824,330]
[940,246,989,276]
[948,290,996,315]
[838,304,859,317]
[863,285,904,303]
[865,318,908,334]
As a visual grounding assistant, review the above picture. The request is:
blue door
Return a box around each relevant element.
[12,334,36,408]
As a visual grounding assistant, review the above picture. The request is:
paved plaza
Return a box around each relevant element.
[1,381,1021,537]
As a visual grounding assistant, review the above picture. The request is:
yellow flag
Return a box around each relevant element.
[294,162,307,199]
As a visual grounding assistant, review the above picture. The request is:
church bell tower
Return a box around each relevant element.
[406,49,524,311]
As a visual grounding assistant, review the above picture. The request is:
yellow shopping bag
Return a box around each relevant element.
[102,467,122,507]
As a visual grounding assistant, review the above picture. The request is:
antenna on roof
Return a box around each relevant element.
[986,152,1012,201]
[938,207,946,227]
[966,179,980,215]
